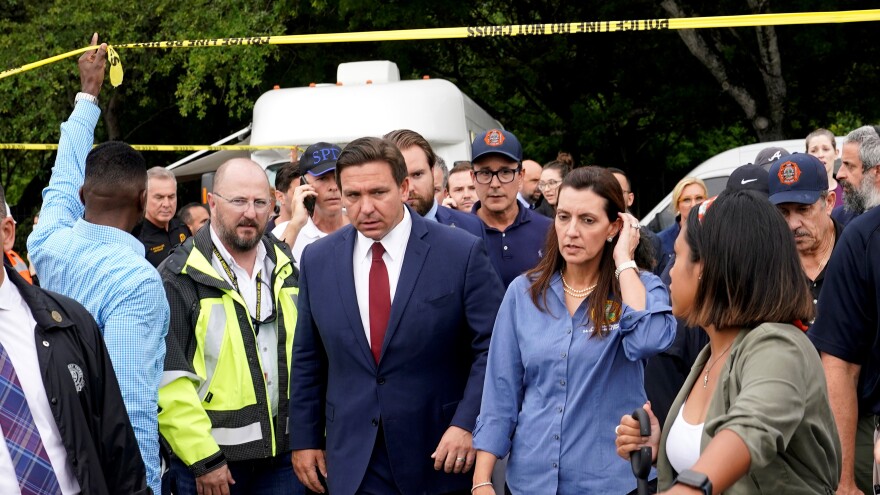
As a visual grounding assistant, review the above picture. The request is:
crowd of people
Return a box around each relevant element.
[4,34,880,495]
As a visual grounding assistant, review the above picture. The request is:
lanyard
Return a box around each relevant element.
[213,246,265,330]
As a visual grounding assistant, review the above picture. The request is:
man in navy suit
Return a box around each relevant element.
[384,129,484,238]
[290,137,505,495]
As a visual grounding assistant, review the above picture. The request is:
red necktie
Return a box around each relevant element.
[369,242,391,363]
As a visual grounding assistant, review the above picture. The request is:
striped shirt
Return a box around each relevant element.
[27,101,168,495]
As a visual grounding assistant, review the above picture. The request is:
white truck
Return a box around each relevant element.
[167,60,503,190]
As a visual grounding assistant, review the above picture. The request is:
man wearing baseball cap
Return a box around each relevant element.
[470,129,551,287]
[273,141,349,266]
[768,153,842,326]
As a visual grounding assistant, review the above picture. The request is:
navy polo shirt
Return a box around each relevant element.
[473,201,552,287]
[809,205,880,413]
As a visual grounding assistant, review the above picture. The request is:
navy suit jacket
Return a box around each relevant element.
[435,205,485,239]
[290,208,505,495]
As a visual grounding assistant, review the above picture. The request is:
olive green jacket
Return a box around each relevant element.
[657,323,840,494]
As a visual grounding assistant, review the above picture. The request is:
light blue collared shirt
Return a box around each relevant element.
[473,271,676,494]
[423,200,439,222]
[28,101,168,495]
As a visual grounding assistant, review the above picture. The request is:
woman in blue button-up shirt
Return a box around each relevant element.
[471,167,677,494]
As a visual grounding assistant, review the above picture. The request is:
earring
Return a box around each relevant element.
[607,236,613,243]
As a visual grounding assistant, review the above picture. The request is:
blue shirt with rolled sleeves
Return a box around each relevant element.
[472,201,552,287]
[473,271,676,494]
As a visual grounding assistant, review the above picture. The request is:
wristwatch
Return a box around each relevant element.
[74,92,98,106]
[614,260,638,279]
[674,469,712,495]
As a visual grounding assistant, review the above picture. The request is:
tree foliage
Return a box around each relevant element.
[2,0,879,237]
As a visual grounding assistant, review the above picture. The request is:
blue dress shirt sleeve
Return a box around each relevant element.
[473,280,526,458]
[618,271,677,361]
[28,101,99,256]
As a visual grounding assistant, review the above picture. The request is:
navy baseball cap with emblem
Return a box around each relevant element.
[300,142,343,176]
[768,153,828,205]
[471,129,523,164]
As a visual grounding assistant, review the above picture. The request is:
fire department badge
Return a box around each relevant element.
[777,161,801,185]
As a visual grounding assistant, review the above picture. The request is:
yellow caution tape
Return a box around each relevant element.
[0,144,298,151]
[1,9,879,84]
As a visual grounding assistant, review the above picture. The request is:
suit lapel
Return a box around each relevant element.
[380,214,429,360]
[334,229,376,369]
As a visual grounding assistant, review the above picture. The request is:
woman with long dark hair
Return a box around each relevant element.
[615,191,840,494]
[471,167,676,494]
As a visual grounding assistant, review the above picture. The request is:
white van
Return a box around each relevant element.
[640,138,843,232]
[167,61,502,188]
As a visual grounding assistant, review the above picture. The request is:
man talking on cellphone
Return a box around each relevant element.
[273,142,349,267]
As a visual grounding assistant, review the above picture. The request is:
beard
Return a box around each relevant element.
[407,192,434,216]
[215,215,264,252]
[842,179,867,214]
[859,172,880,211]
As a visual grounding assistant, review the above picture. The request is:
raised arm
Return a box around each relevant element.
[28,34,105,256]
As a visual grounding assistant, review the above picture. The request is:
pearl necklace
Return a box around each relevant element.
[561,271,597,298]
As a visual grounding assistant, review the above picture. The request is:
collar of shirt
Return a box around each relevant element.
[0,272,21,311]
[72,218,146,256]
[301,216,326,239]
[423,200,439,222]
[516,192,530,208]
[472,200,532,232]
[354,205,412,265]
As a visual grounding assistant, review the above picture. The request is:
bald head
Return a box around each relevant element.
[521,159,543,203]
[214,158,270,193]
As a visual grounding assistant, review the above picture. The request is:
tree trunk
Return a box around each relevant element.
[660,0,786,141]
[103,91,123,141]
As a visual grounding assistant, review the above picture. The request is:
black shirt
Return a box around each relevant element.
[809,205,880,413]
[134,217,192,267]
[806,218,844,326]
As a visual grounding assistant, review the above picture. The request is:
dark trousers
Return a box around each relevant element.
[356,424,468,495]
[168,453,307,495]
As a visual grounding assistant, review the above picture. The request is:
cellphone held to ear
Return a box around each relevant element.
[300,175,316,215]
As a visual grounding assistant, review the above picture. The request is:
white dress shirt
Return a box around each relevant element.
[353,206,412,347]
[0,275,81,494]
[209,228,280,416]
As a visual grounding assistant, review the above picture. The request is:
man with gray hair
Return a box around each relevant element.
[433,156,449,206]
[809,126,880,495]
[135,166,192,267]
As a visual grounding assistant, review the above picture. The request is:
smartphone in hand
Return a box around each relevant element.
[301,175,316,216]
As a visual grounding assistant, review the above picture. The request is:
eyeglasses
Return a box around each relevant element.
[473,167,520,184]
[537,180,562,191]
[213,192,272,212]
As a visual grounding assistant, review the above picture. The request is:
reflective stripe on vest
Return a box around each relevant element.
[5,250,32,284]
[197,301,228,399]
[211,421,263,447]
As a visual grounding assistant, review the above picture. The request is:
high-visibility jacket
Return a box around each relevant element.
[157,227,298,476]
[5,250,32,284]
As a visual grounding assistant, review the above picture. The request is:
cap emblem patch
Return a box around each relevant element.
[777,161,801,185]
[484,129,505,147]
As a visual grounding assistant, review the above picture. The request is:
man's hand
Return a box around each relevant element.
[290,183,317,230]
[78,33,106,97]
[195,465,235,495]
[441,197,458,209]
[292,449,328,493]
[431,425,475,474]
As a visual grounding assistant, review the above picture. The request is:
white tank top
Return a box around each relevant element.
[666,402,704,474]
